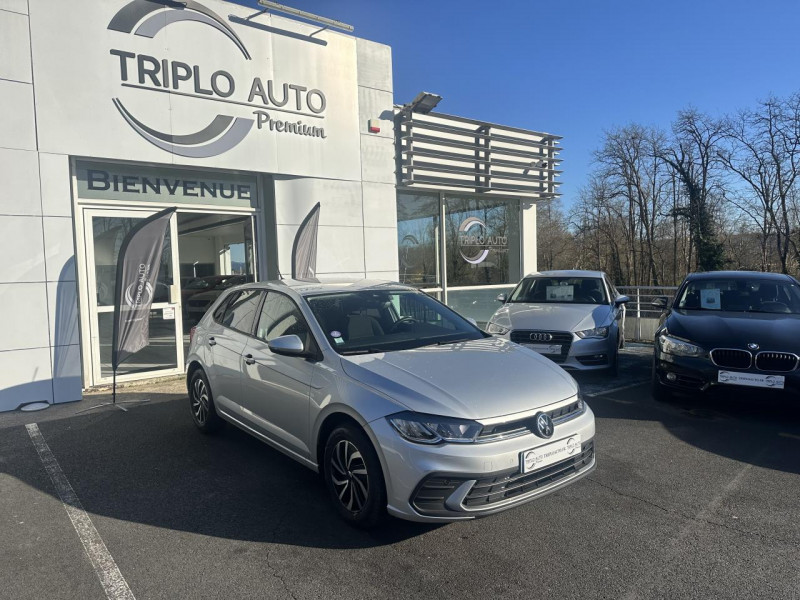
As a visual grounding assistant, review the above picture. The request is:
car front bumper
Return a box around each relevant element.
[498,332,617,371]
[368,404,596,523]
[654,349,800,395]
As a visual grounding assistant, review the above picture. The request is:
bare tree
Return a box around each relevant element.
[660,109,727,272]
[719,95,800,273]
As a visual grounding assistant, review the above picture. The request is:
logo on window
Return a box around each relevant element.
[457,217,507,265]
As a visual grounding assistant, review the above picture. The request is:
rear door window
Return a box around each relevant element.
[220,289,263,334]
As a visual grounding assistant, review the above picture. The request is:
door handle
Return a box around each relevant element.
[244,353,256,365]
[208,336,217,346]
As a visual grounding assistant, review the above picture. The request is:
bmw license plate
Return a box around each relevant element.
[521,434,582,473]
[525,343,562,355]
[717,371,785,389]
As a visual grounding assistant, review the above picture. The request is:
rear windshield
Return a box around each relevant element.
[677,278,800,314]
[509,277,608,305]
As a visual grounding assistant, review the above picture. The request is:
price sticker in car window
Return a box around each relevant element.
[700,289,721,310]
[547,285,574,301]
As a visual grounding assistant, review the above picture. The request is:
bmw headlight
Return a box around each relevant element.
[486,322,510,335]
[658,333,705,358]
[386,412,482,444]
[575,326,609,339]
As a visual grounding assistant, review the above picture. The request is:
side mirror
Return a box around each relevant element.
[496,293,508,303]
[614,295,630,306]
[466,317,479,328]
[651,297,668,309]
[268,334,306,356]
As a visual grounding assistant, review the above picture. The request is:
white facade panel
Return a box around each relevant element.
[0,1,27,15]
[0,148,41,215]
[522,200,538,274]
[0,215,45,282]
[47,279,80,347]
[0,282,49,351]
[43,216,76,282]
[273,177,364,227]
[356,38,393,92]
[362,182,398,228]
[364,227,400,273]
[276,224,365,277]
[39,153,72,217]
[0,79,36,150]
[0,347,53,411]
[52,343,82,404]
[0,9,31,83]
[358,87,394,139]
[359,135,395,184]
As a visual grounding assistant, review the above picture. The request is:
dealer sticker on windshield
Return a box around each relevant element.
[521,434,582,473]
[718,370,785,389]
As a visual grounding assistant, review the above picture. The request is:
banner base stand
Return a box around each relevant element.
[75,398,151,414]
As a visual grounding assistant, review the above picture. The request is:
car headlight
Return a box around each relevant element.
[386,411,482,444]
[575,326,609,339]
[658,333,705,357]
[486,322,510,335]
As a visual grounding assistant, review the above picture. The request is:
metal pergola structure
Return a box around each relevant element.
[395,108,563,198]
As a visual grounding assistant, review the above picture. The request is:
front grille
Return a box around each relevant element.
[755,352,798,372]
[710,349,751,369]
[477,399,584,441]
[463,441,594,508]
[510,330,572,363]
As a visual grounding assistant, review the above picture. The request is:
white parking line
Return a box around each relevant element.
[584,380,650,398]
[26,423,136,600]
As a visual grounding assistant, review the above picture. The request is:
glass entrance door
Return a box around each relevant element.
[83,208,183,384]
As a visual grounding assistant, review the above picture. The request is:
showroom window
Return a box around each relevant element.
[396,192,522,325]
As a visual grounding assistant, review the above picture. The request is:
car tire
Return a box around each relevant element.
[189,369,225,434]
[608,347,619,376]
[323,424,386,529]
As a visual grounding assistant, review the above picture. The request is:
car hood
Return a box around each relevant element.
[490,303,612,332]
[666,309,800,349]
[339,337,578,421]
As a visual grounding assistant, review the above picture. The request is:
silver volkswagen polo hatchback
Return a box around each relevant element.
[185,279,596,527]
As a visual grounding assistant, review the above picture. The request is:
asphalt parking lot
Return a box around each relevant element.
[1,345,799,600]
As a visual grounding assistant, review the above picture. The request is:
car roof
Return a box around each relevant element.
[239,278,418,296]
[685,270,796,282]
[523,270,608,279]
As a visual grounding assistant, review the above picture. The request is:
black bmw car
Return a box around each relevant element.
[652,271,800,400]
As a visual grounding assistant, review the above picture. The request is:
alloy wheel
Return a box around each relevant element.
[191,377,209,425]
[330,440,369,513]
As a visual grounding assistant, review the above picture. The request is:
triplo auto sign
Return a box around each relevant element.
[107,0,329,157]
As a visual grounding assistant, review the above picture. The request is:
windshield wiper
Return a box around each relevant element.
[339,347,386,355]
[434,337,475,345]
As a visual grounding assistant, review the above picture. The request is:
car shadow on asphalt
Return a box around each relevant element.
[2,395,442,549]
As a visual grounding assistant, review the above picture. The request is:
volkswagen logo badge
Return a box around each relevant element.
[530,332,553,342]
[533,412,555,439]
[747,342,760,351]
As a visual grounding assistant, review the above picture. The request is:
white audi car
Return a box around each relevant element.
[487,270,629,374]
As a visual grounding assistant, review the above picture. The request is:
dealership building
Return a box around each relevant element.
[0,0,561,411]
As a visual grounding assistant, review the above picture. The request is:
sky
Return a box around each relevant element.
[234,0,800,208]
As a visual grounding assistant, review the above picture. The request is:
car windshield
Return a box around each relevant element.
[304,290,485,355]
[676,278,800,314]
[508,277,608,305]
